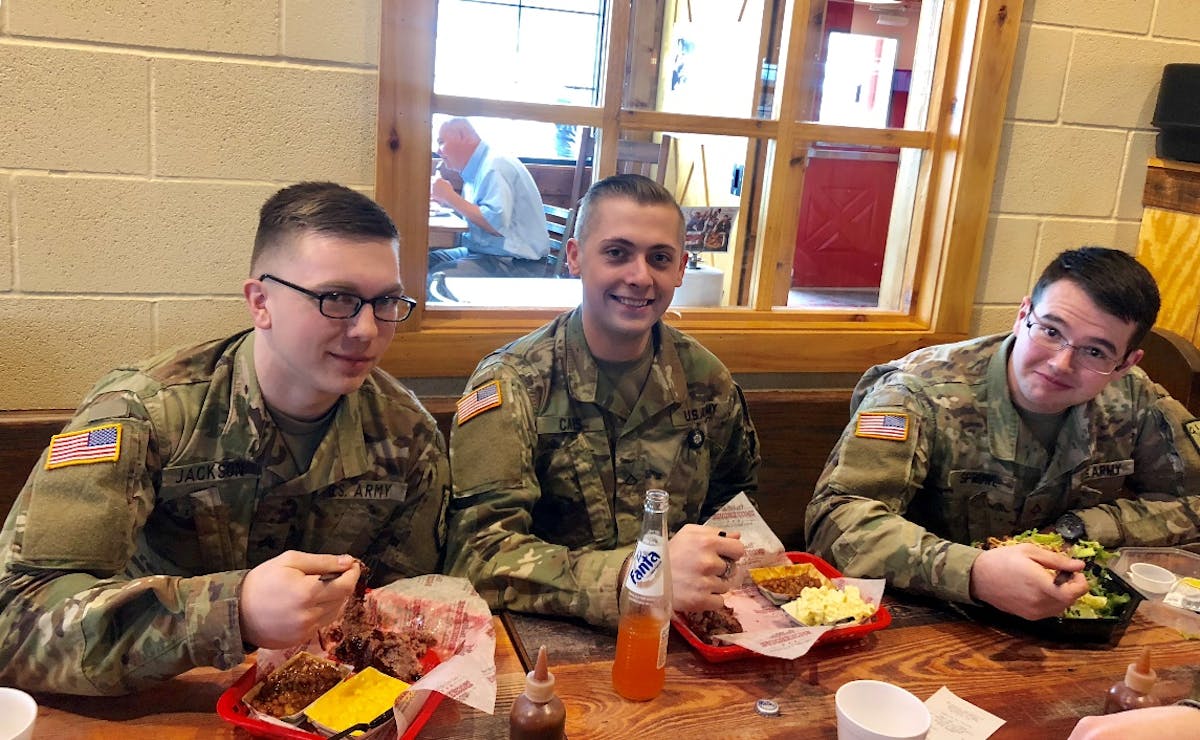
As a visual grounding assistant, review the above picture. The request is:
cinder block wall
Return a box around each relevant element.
[973,0,1200,334]
[3,1,1200,409]
[0,0,380,409]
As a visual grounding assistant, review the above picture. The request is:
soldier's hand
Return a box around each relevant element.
[667,524,746,612]
[1069,706,1200,740]
[239,551,362,649]
[968,543,1089,620]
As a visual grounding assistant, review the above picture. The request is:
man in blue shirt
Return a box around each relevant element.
[429,118,550,277]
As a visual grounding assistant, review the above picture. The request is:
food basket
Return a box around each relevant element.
[217,651,443,739]
[671,552,892,662]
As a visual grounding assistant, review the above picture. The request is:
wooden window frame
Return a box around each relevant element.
[375,0,1022,378]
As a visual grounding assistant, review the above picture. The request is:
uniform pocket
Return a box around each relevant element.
[1071,459,1133,508]
[531,432,604,549]
[312,480,408,555]
[20,421,147,572]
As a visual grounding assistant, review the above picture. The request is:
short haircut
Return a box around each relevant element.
[250,182,398,274]
[1031,246,1161,352]
[574,173,685,246]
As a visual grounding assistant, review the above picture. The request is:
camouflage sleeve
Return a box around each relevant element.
[700,383,761,519]
[369,409,450,583]
[0,392,248,695]
[804,382,979,603]
[1075,391,1200,546]
[445,364,629,629]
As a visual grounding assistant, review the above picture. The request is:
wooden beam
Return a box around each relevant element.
[376,0,436,323]
[1143,160,1200,213]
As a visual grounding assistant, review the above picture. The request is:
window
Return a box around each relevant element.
[433,0,604,159]
[376,0,1023,377]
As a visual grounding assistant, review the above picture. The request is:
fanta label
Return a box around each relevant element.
[627,537,665,597]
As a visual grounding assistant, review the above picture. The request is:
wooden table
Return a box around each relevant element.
[31,615,526,739]
[501,595,1200,739]
[428,210,467,249]
[29,599,1200,739]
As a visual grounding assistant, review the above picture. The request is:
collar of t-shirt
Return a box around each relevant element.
[267,402,338,473]
[594,339,656,424]
[1015,405,1068,456]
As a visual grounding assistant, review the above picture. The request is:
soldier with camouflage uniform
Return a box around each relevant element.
[807,247,1200,621]
[0,182,448,695]
[447,174,759,628]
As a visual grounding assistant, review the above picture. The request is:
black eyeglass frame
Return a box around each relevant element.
[258,273,416,323]
[1023,309,1131,376]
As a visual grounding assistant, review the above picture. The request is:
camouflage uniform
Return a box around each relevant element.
[0,330,449,695]
[446,309,760,628]
[806,333,1200,604]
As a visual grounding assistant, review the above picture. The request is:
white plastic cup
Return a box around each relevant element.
[0,687,37,740]
[835,680,930,740]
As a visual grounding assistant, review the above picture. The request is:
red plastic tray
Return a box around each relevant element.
[671,551,892,662]
[216,651,443,739]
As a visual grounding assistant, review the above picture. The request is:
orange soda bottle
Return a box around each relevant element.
[612,489,672,701]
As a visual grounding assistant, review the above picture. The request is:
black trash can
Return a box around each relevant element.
[1153,63,1200,163]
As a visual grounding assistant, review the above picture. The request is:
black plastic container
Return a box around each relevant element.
[1152,64,1200,163]
[969,567,1144,645]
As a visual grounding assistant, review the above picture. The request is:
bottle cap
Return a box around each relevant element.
[755,698,781,717]
[1125,647,1157,694]
[524,645,557,703]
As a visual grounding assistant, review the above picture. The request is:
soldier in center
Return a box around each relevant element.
[446,174,760,628]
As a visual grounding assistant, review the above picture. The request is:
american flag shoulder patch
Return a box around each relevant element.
[456,380,503,425]
[45,423,122,470]
[855,412,909,442]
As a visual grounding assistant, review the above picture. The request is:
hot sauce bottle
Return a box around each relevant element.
[612,489,672,701]
[1103,647,1162,714]
[510,645,566,740]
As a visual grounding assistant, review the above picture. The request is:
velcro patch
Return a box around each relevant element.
[457,380,503,425]
[855,412,909,441]
[45,423,122,469]
[1185,419,1200,455]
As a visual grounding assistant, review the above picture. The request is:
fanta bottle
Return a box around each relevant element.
[612,489,672,701]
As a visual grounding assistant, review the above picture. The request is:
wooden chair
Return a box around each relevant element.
[567,128,673,206]
[543,203,578,277]
[617,134,673,185]
[1137,326,1200,416]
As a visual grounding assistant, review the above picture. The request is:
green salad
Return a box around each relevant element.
[985,530,1130,619]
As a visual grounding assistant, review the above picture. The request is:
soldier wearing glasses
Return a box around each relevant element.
[0,182,448,695]
[807,247,1200,621]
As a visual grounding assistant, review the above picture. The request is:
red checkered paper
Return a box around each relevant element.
[45,423,122,469]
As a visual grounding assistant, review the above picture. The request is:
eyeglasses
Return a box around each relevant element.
[1024,311,1127,375]
[259,274,416,323]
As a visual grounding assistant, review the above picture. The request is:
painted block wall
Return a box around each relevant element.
[3,0,1200,408]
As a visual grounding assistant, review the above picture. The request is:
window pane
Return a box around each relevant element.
[434,0,603,106]
[784,144,925,311]
[433,112,586,162]
[425,121,762,310]
[797,0,942,130]
[427,114,591,308]
[613,129,761,309]
[624,0,774,118]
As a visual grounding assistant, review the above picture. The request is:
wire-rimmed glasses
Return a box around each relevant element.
[1024,311,1127,375]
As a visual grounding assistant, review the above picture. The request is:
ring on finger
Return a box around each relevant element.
[719,557,735,579]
